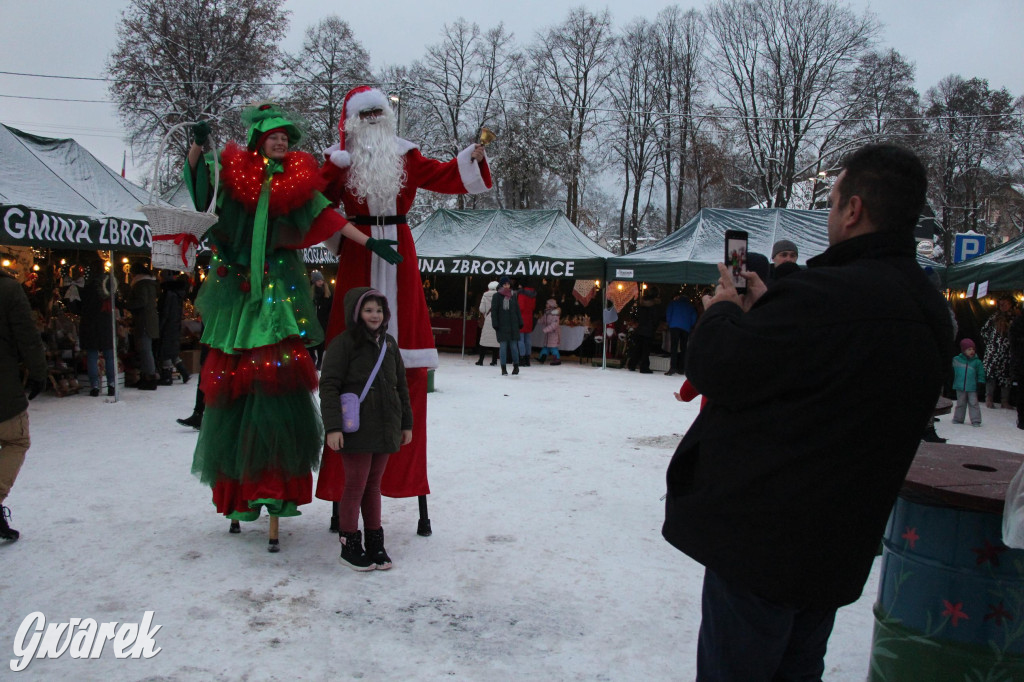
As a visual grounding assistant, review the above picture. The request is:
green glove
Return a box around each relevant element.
[365,237,403,265]
[192,120,211,146]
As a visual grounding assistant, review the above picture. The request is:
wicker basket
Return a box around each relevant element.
[140,120,219,270]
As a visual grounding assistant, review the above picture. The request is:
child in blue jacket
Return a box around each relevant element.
[952,338,986,426]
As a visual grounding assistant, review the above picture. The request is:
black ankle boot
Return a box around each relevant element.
[175,361,191,384]
[364,527,392,570]
[0,505,19,541]
[177,410,203,430]
[501,365,508,376]
[158,368,174,386]
[339,530,375,571]
[512,364,519,375]
[921,425,947,443]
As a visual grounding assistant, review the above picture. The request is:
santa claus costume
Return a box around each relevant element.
[185,104,346,550]
[316,86,492,514]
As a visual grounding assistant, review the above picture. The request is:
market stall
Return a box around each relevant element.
[412,208,616,357]
[0,122,164,399]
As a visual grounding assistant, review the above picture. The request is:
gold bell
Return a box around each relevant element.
[478,127,496,146]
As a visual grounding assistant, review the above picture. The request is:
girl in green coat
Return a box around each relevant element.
[320,287,412,570]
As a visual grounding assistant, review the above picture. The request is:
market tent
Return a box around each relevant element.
[0,123,155,254]
[412,208,615,358]
[945,233,1024,290]
[412,208,615,280]
[605,208,943,283]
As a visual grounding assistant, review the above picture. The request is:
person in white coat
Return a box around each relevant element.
[475,281,499,365]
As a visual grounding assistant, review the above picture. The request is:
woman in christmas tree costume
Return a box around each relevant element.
[184,103,351,552]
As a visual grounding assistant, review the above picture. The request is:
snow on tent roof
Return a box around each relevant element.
[605,208,944,284]
[412,209,615,280]
[0,123,157,254]
[945,233,1024,290]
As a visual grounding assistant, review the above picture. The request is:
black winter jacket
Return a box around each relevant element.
[0,272,47,422]
[662,230,953,610]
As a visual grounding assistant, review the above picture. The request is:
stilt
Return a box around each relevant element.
[330,501,339,532]
[417,495,432,536]
[268,516,280,552]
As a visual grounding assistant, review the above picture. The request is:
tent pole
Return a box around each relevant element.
[601,280,608,370]
[108,252,118,402]
[461,276,468,358]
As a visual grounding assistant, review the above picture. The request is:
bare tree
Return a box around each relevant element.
[653,6,707,233]
[608,19,662,253]
[706,0,877,207]
[279,16,371,156]
[533,7,616,224]
[410,18,482,161]
[107,0,288,188]
[925,75,1017,260]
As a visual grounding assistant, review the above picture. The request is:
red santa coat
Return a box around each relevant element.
[316,139,492,499]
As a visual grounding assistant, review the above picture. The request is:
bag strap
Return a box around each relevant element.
[358,340,389,403]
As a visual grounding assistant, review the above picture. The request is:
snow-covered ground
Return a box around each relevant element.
[2,352,1021,680]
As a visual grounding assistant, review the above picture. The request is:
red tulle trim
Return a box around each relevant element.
[219,142,327,216]
[200,338,318,405]
[211,471,312,515]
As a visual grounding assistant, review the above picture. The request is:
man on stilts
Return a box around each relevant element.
[316,85,492,534]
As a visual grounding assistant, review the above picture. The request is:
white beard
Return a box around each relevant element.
[346,115,406,210]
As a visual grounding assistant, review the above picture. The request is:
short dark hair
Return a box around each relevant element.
[837,144,927,233]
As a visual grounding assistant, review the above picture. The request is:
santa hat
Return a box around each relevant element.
[330,86,393,169]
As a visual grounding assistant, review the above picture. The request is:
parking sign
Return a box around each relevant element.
[953,234,986,263]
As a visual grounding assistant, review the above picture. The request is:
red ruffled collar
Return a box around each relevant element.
[219,142,326,216]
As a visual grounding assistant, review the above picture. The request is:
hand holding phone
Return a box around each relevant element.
[724,230,749,294]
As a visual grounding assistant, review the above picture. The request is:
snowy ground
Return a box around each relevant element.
[1,352,1021,680]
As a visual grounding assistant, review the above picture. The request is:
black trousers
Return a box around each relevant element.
[696,568,836,682]
[668,328,690,373]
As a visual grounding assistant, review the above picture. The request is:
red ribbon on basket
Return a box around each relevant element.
[152,233,200,266]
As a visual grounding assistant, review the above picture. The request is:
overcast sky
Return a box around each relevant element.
[2,0,1022,183]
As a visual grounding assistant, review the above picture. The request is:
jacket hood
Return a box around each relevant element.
[545,298,559,310]
[343,286,391,334]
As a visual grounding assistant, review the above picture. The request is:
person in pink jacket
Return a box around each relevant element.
[537,299,562,365]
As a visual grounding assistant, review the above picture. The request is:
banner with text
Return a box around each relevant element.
[418,257,604,280]
[1,205,151,254]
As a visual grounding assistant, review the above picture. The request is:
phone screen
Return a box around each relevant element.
[725,232,748,292]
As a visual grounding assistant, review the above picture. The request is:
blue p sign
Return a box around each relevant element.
[954,234,986,263]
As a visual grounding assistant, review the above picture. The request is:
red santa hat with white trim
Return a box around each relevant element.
[329,85,393,169]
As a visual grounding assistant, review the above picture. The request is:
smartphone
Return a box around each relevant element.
[724,230,749,294]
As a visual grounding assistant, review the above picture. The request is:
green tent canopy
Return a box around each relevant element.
[945,234,1024,290]
[0,123,154,254]
[605,208,943,284]
[411,208,615,281]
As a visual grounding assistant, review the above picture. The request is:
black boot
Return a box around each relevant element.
[501,364,508,376]
[364,527,393,570]
[0,505,19,541]
[158,368,174,386]
[339,530,375,571]
[512,364,519,375]
[175,361,191,384]
[137,375,158,390]
[921,425,947,443]
[177,409,203,430]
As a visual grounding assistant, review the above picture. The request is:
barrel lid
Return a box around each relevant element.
[902,443,1024,514]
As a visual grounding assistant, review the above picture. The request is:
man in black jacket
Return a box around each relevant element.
[662,145,953,680]
[0,269,47,540]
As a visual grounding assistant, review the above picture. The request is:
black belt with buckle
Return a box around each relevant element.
[349,214,407,226]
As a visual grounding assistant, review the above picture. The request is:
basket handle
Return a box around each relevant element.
[148,120,219,215]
